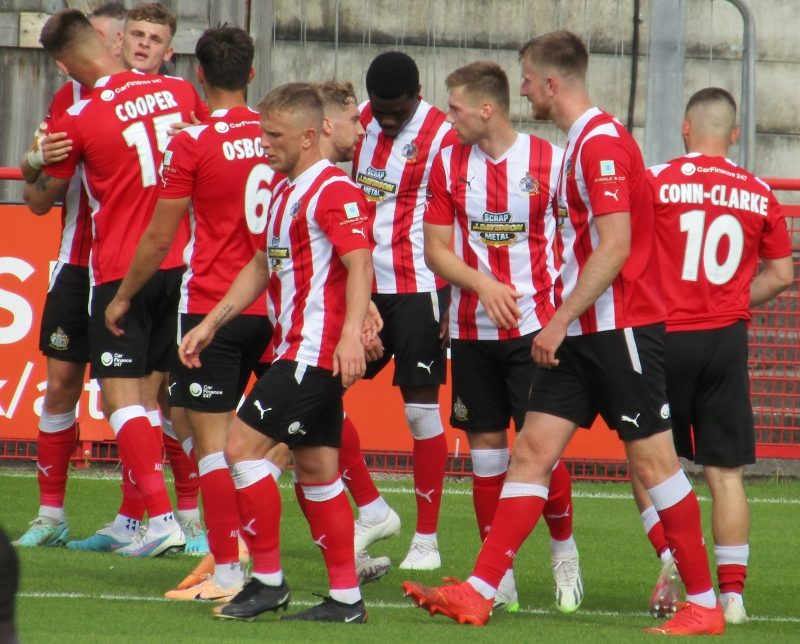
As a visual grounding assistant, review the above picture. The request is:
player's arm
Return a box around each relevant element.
[22,171,69,215]
[19,120,73,184]
[425,221,521,330]
[334,248,374,387]
[105,196,190,336]
[750,256,794,307]
[179,249,270,368]
[533,211,630,367]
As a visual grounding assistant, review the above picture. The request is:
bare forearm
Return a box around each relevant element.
[750,258,794,307]
[116,233,173,302]
[205,253,269,331]
[341,253,374,339]
[20,149,42,184]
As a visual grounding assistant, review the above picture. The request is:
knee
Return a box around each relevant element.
[44,377,83,412]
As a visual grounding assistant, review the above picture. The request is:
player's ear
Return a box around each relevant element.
[195,65,204,84]
[322,116,333,136]
[55,59,69,76]
[162,45,174,63]
[248,67,255,84]
[681,117,691,142]
[729,125,740,147]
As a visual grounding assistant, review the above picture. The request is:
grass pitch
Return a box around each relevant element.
[2,466,799,643]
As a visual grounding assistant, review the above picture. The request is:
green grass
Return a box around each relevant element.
[2,466,799,642]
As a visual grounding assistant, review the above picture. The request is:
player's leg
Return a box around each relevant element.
[280,366,365,623]
[16,262,87,547]
[386,288,449,570]
[449,337,516,610]
[14,358,82,547]
[693,322,754,625]
[403,410,577,626]
[608,325,722,635]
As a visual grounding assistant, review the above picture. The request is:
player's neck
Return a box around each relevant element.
[72,55,126,88]
[288,151,324,181]
[555,91,592,136]
[478,120,518,160]
[205,87,247,113]
[686,141,729,158]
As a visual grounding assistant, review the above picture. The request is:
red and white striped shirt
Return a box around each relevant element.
[266,160,371,370]
[426,134,561,340]
[556,107,665,335]
[43,80,92,267]
[353,99,458,294]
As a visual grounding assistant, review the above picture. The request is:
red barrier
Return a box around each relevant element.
[1,170,798,475]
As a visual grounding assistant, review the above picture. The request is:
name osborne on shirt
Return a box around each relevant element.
[114,91,179,122]
[222,137,264,161]
[657,183,768,216]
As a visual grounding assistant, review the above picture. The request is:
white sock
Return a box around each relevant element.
[719,592,743,607]
[686,588,718,609]
[38,505,65,523]
[148,511,176,536]
[330,587,361,604]
[253,570,283,586]
[358,497,390,523]
[177,508,200,524]
[550,535,577,557]
[411,531,437,548]
[214,561,243,588]
[113,514,140,537]
[466,575,496,599]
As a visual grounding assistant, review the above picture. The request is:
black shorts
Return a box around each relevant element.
[39,262,90,363]
[364,286,450,387]
[237,360,344,448]
[170,314,273,413]
[88,268,182,379]
[528,324,672,441]
[450,334,536,433]
[665,321,754,467]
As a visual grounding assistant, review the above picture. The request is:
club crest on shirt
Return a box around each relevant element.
[519,172,540,195]
[557,197,568,230]
[401,140,419,163]
[470,211,526,246]
[288,200,301,218]
[49,327,69,351]
[356,165,398,202]
[565,157,574,177]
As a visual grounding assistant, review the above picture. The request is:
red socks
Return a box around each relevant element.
[36,424,76,508]
[412,434,447,534]
[472,472,505,540]
[163,432,199,512]
[339,415,380,507]
[197,453,239,565]
[542,460,573,541]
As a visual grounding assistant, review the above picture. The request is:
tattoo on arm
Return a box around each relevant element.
[212,305,233,330]
[34,173,53,192]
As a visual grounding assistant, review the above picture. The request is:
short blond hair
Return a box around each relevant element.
[314,80,358,111]
[258,82,324,130]
[445,61,510,114]
[127,2,177,36]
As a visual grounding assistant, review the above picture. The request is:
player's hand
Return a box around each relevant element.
[104,296,130,337]
[532,315,568,368]
[476,276,522,330]
[333,330,366,388]
[41,132,72,164]
[168,111,202,136]
[179,322,215,368]
[364,335,385,362]
[361,300,383,346]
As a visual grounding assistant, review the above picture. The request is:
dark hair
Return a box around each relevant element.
[196,25,254,92]
[40,9,96,55]
[89,2,127,21]
[519,30,589,79]
[127,2,177,37]
[446,61,510,114]
[365,51,419,100]
[685,87,737,116]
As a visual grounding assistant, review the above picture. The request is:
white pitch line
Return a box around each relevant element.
[16,591,800,624]
[2,470,798,504]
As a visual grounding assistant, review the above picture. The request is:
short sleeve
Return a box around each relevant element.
[316,180,372,257]
[423,151,455,225]
[159,131,197,199]
[580,136,633,216]
[759,191,793,259]
[42,114,84,180]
